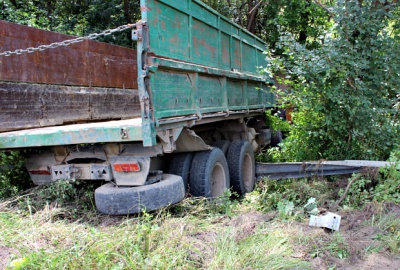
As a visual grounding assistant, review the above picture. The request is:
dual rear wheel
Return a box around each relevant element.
[95,140,256,215]
[170,140,255,197]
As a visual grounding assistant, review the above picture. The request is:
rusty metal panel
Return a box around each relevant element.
[0,20,138,89]
[0,82,141,132]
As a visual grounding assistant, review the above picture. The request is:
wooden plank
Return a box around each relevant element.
[0,82,141,132]
[0,20,138,88]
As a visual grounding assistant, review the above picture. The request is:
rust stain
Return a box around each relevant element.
[169,36,179,45]
[161,21,166,31]
[233,40,241,68]
[174,15,182,29]
[0,20,138,89]
[152,17,159,25]
[222,39,230,65]
[140,6,152,11]
[192,36,216,57]
[192,37,200,56]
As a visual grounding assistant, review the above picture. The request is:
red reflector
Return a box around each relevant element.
[113,163,141,172]
[29,170,51,175]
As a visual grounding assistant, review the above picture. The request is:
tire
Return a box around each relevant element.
[95,174,185,215]
[227,140,255,195]
[168,152,194,191]
[189,148,230,198]
[212,140,231,156]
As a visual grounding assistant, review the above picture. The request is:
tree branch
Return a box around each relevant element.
[248,0,264,14]
[247,0,265,33]
[312,0,334,17]
[330,174,362,211]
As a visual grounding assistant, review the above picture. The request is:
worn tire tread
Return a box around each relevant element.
[189,148,229,197]
[227,140,255,195]
[168,152,194,191]
[95,174,185,215]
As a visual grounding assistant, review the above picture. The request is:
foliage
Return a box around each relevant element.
[341,164,400,208]
[375,213,400,253]
[202,0,333,49]
[270,0,400,161]
[0,151,32,199]
[244,177,335,214]
[0,0,140,46]
[265,111,291,133]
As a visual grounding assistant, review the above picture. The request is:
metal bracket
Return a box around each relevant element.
[131,22,145,41]
[121,128,129,139]
[51,164,113,181]
[51,164,74,180]
[156,127,184,153]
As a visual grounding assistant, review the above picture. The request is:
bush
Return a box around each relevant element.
[0,151,32,199]
[269,0,400,161]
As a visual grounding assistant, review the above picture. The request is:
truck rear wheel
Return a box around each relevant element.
[168,152,194,191]
[227,140,255,195]
[189,148,230,198]
[212,140,231,156]
[95,174,185,215]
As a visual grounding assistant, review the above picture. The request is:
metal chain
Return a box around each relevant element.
[0,23,137,57]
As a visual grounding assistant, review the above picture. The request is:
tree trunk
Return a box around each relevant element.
[247,0,260,34]
[124,0,132,23]
[298,0,311,43]
[46,0,53,29]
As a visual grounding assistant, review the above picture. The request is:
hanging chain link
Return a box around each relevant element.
[0,23,137,57]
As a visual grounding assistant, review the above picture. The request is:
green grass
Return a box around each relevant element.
[0,207,308,270]
[0,188,310,270]
[1,174,400,269]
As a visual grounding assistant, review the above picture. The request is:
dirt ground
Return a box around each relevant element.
[217,204,400,270]
[0,246,20,270]
[304,203,400,269]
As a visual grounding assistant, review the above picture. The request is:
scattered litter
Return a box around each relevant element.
[309,212,341,231]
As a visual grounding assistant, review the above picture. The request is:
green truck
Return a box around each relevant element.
[0,0,274,214]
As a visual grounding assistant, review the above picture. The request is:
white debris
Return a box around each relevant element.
[309,212,341,231]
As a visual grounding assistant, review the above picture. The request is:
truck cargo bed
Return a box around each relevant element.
[0,20,139,132]
[0,0,275,149]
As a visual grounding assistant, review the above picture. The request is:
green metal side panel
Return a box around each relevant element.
[142,0,275,126]
[143,0,268,73]
[0,119,143,149]
[147,57,274,125]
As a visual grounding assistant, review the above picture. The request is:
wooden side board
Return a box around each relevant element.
[0,20,138,89]
[0,82,141,132]
[0,20,140,132]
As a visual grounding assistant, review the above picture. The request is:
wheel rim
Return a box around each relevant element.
[211,162,226,197]
[242,153,254,189]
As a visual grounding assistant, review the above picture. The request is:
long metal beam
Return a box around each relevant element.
[256,160,397,180]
